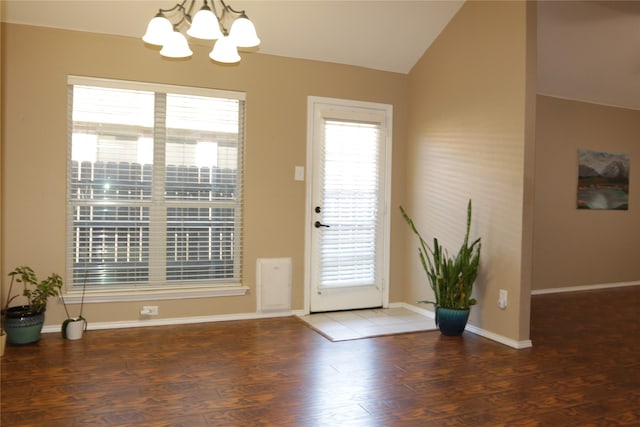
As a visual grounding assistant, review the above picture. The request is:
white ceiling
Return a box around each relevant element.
[537,1,640,111]
[1,0,464,74]
[3,1,640,110]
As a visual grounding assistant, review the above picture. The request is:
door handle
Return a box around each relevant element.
[314,221,330,228]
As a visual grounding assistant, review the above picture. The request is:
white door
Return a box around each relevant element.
[306,97,392,313]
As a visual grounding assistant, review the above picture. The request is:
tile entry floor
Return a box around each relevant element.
[298,307,437,341]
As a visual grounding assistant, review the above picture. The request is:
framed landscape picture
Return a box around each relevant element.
[577,149,629,210]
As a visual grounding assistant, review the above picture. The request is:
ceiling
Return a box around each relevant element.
[1,0,464,74]
[3,1,640,110]
[537,1,640,111]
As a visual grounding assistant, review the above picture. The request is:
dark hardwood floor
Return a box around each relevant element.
[2,286,639,426]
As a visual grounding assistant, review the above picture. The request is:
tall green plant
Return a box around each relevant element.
[400,200,481,309]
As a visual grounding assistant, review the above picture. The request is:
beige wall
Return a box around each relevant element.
[533,95,640,290]
[5,2,635,346]
[1,23,409,325]
[404,1,534,343]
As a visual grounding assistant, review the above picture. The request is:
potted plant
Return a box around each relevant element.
[3,266,63,344]
[60,272,88,340]
[400,200,481,336]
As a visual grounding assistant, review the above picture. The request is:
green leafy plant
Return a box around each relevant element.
[400,200,481,310]
[4,266,63,315]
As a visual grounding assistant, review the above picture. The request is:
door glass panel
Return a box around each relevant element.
[319,119,381,289]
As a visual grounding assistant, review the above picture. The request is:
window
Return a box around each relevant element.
[67,76,244,292]
[320,118,382,288]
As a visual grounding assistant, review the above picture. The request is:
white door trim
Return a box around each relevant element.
[303,96,392,314]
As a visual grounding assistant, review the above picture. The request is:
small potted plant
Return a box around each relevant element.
[400,200,481,336]
[60,272,88,340]
[3,266,63,344]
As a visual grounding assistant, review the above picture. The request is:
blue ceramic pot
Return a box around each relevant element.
[436,307,470,336]
[4,305,45,345]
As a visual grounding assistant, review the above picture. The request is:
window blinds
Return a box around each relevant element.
[67,76,244,290]
[318,119,382,288]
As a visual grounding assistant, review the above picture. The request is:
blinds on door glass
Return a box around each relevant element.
[319,119,382,288]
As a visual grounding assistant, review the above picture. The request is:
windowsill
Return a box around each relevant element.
[60,285,250,303]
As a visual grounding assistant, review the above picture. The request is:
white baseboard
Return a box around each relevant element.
[43,303,533,349]
[464,324,532,349]
[391,302,532,349]
[531,280,640,295]
[42,310,297,334]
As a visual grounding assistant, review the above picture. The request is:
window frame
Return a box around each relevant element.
[65,76,248,302]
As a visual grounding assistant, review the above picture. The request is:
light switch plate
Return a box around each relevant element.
[498,289,508,310]
[294,166,305,181]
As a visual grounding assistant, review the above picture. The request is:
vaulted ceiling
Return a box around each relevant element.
[3,1,640,110]
[537,1,640,111]
[1,0,464,73]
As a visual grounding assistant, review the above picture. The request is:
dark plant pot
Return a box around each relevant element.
[436,307,470,336]
[4,306,45,345]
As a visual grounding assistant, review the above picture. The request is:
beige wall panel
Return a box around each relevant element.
[533,95,640,290]
[405,1,531,341]
[2,23,408,325]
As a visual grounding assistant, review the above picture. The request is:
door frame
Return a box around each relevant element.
[303,96,392,314]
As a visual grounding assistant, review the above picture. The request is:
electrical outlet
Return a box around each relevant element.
[141,305,159,316]
[498,289,508,310]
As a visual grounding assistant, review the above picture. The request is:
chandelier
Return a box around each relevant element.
[142,0,260,63]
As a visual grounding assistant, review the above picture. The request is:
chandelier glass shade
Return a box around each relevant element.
[143,0,260,63]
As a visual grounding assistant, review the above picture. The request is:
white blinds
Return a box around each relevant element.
[319,119,382,288]
[67,76,244,290]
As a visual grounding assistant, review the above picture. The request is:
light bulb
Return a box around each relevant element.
[187,5,224,40]
[229,16,260,48]
[160,31,193,58]
[142,13,173,46]
[209,36,240,63]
